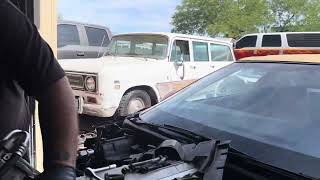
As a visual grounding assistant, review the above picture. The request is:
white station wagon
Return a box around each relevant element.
[59,32,235,118]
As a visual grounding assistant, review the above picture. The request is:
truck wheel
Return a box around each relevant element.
[118,90,152,117]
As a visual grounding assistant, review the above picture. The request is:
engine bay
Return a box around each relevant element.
[76,118,310,180]
[76,119,229,180]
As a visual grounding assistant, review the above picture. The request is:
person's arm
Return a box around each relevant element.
[38,77,78,169]
[0,0,78,177]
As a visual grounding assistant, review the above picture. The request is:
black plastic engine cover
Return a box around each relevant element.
[98,136,135,162]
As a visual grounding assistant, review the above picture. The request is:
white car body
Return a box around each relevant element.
[59,32,235,118]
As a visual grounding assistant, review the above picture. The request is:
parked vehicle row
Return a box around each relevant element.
[77,54,320,180]
[56,22,320,62]
[56,21,320,180]
[234,32,320,59]
[57,22,320,120]
[59,32,235,118]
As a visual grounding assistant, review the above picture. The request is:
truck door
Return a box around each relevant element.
[169,39,191,81]
[187,41,212,79]
[209,43,234,71]
[82,26,110,58]
[57,23,83,59]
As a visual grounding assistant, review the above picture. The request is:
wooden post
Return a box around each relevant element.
[33,0,57,172]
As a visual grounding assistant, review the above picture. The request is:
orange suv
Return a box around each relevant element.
[234,32,320,59]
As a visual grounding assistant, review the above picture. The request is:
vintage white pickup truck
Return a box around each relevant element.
[59,32,235,118]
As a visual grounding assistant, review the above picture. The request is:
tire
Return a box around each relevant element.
[117,90,152,117]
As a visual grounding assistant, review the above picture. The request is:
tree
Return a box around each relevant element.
[208,0,271,38]
[172,0,270,38]
[268,0,320,32]
[172,0,320,38]
[171,0,223,35]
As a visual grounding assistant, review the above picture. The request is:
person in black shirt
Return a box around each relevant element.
[0,1,78,179]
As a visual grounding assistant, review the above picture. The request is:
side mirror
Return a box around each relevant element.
[174,56,184,66]
[175,61,183,66]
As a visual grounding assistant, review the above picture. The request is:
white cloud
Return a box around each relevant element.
[58,0,181,34]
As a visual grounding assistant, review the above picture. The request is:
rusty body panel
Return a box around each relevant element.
[156,80,197,100]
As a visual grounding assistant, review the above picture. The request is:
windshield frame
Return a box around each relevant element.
[104,34,170,60]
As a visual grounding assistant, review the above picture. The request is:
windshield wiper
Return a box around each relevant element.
[161,124,209,142]
[227,148,316,180]
[126,116,208,143]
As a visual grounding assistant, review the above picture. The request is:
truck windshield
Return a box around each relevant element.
[104,35,169,59]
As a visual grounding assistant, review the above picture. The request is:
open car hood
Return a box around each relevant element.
[76,119,315,180]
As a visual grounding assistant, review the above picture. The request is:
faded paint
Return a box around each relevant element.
[60,33,235,118]
[235,48,320,60]
[240,54,320,64]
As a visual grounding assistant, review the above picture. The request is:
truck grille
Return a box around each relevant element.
[66,74,85,90]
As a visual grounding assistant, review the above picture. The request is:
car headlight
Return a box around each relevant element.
[85,76,96,92]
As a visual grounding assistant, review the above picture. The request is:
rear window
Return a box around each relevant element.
[58,24,80,47]
[210,44,233,61]
[235,35,257,49]
[262,35,281,47]
[85,26,109,47]
[287,34,320,47]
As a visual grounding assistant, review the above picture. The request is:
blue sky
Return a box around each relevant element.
[58,0,182,34]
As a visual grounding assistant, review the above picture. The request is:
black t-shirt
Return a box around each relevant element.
[0,0,65,138]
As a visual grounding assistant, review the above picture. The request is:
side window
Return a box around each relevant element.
[262,35,281,47]
[85,26,109,46]
[135,43,153,55]
[57,24,80,47]
[170,40,190,62]
[287,33,320,47]
[115,40,131,54]
[154,44,168,57]
[193,41,209,62]
[210,44,233,61]
[102,34,111,47]
[235,36,257,49]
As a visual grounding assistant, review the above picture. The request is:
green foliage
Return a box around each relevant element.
[269,0,320,32]
[171,0,221,35]
[172,0,320,38]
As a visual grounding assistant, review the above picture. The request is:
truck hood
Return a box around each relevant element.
[59,56,159,73]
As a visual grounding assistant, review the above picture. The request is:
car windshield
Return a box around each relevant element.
[141,62,320,160]
[104,35,169,59]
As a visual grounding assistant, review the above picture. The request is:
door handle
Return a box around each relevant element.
[210,65,215,68]
[77,52,85,56]
[190,65,196,69]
